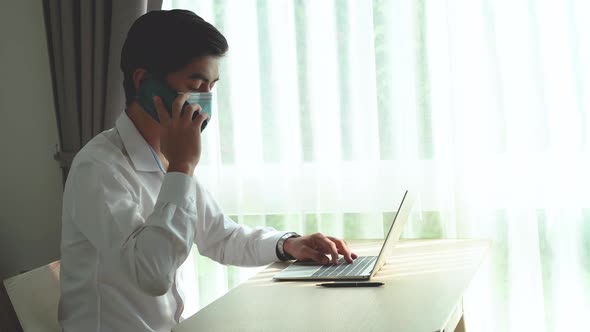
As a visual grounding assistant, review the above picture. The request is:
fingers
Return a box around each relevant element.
[181,102,201,121]
[307,233,339,265]
[328,237,358,263]
[300,246,330,265]
[322,236,340,265]
[193,111,210,130]
[171,93,191,120]
[293,234,359,265]
[181,103,209,129]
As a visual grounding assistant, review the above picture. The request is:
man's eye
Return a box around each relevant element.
[190,80,203,89]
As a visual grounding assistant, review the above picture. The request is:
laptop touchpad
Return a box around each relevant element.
[277,261,321,277]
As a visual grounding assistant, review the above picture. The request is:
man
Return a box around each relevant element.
[58,9,357,331]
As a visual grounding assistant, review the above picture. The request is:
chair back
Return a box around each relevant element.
[2,261,61,332]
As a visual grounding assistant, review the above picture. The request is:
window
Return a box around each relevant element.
[164,1,590,330]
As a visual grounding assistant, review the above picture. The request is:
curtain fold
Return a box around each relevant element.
[44,0,163,180]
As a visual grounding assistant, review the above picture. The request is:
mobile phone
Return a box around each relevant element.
[136,78,177,123]
[137,78,210,131]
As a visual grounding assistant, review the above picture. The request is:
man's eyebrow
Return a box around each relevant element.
[188,73,220,82]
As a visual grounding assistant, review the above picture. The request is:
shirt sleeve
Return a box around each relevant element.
[192,181,286,266]
[67,160,198,297]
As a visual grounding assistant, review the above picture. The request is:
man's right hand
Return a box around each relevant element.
[153,94,209,176]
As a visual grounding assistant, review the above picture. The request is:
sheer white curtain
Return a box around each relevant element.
[163,1,590,330]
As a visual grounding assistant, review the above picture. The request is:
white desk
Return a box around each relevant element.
[174,239,490,332]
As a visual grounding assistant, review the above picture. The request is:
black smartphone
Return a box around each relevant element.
[136,78,178,123]
[136,78,209,131]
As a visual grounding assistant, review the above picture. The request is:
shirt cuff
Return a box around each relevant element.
[157,172,197,211]
[258,231,289,262]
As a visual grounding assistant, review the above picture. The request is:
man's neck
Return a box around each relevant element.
[125,102,170,169]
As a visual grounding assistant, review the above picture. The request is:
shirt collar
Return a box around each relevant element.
[115,111,162,172]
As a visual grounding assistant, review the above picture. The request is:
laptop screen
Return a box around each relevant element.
[370,190,415,278]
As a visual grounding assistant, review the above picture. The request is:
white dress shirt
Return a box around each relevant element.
[58,111,286,332]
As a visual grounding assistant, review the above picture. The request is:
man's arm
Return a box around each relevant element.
[68,160,197,296]
[191,182,357,266]
[190,182,284,266]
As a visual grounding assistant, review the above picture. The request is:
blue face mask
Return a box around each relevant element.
[184,92,213,131]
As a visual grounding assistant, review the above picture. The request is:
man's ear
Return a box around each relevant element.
[132,68,149,91]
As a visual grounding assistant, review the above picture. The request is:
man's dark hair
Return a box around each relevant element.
[120,10,228,105]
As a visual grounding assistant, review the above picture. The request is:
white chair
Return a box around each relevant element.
[2,261,61,332]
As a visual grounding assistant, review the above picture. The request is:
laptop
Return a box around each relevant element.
[273,190,414,281]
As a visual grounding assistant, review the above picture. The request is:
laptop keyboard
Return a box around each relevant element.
[311,256,377,278]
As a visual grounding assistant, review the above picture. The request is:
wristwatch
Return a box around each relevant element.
[276,232,301,261]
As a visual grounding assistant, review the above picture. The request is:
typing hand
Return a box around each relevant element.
[283,233,358,265]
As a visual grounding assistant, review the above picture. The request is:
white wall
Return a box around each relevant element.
[0,0,63,280]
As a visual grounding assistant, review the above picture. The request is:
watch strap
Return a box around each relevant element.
[276,232,301,261]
